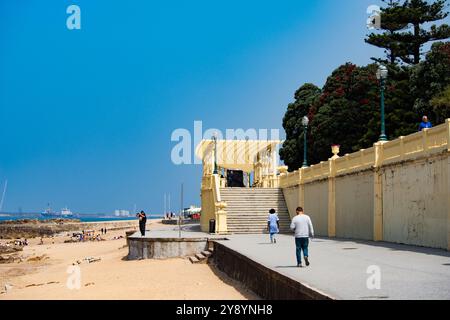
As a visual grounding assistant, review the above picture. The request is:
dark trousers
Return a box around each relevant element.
[139,221,146,236]
[295,237,309,265]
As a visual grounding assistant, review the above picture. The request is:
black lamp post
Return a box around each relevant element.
[302,116,309,168]
[376,65,388,142]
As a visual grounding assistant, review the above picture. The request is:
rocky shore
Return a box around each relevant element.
[0,219,138,239]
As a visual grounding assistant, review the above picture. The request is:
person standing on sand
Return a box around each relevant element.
[267,209,280,244]
[290,207,314,268]
[137,211,147,236]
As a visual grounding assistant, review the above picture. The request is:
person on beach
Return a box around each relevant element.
[290,207,314,268]
[267,209,280,244]
[137,211,147,236]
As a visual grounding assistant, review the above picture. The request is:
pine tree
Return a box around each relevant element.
[396,0,450,64]
[366,0,410,64]
[366,0,450,65]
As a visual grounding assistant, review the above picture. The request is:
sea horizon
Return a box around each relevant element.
[0,212,165,222]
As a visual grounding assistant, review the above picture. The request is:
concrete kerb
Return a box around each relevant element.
[211,241,336,300]
[126,233,229,260]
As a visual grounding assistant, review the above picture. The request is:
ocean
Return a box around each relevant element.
[0,213,164,222]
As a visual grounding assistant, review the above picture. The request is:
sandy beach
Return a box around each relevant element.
[0,220,257,300]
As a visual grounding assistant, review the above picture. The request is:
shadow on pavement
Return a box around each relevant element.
[317,236,450,258]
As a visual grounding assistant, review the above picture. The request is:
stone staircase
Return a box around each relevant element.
[220,188,291,234]
[189,248,213,264]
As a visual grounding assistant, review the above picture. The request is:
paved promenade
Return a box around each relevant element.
[138,223,450,300]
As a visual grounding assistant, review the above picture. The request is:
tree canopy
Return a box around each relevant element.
[366,0,450,64]
[280,0,450,171]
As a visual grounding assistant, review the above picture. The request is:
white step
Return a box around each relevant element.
[219,188,291,235]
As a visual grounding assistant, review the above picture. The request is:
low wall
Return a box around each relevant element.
[335,171,374,240]
[382,154,449,249]
[304,180,328,237]
[282,187,299,220]
[212,241,333,300]
[127,236,209,260]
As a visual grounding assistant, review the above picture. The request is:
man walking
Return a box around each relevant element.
[137,210,147,237]
[290,207,314,267]
[267,209,280,244]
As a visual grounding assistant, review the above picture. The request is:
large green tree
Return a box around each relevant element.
[411,41,450,122]
[366,0,450,65]
[310,63,379,162]
[280,1,450,170]
[359,64,418,146]
[430,85,450,120]
[279,83,321,171]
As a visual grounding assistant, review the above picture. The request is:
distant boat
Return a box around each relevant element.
[60,207,74,217]
[41,205,77,218]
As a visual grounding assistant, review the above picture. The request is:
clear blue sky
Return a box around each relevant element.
[1,0,384,214]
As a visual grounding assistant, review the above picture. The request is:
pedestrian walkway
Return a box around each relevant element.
[129,223,450,299]
[218,234,450,300]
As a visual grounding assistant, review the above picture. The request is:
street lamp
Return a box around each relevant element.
[302,116,309,168]
[212,132,218,175]
[376,65,388,142]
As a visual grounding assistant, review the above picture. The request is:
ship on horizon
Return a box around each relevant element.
[41,204,77,218]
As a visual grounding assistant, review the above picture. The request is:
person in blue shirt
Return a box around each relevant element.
[267,209,280,244]
[419,116,433,131]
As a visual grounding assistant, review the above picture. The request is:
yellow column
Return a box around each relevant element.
[447,119,450,250]
[298,170,305,210]
[215,202,228,234]
[328,157,337,237]
[373,142,385,241]
[447,154,450,251]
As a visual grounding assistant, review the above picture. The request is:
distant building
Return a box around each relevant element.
[114,210,130,217]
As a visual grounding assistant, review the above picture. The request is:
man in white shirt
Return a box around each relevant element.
[290,207,314,267]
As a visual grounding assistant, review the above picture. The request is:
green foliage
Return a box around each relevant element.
[366,0,411,64]
[279,84,321,171]
[280,44,450,169]
[411,42,450,122]
[366,0,450,64]
[310,63,379,161]
[430,85,450,120]
[360,64,418,146]
[280,1,450,170]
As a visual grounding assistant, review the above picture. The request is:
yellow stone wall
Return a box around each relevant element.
[280,119,450,250]
[200,174,228,234]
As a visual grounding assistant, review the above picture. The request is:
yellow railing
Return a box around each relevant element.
[303,161,329,183]
[281,119,450,188]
